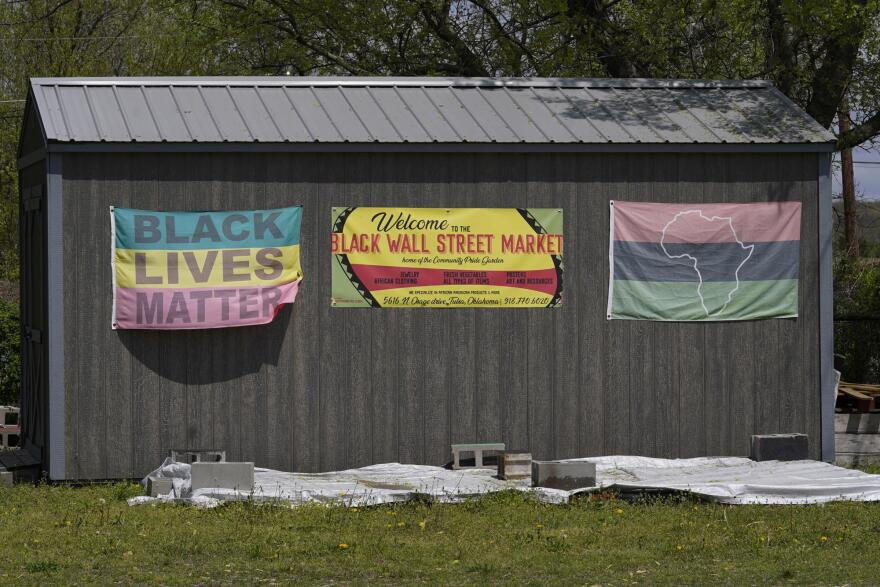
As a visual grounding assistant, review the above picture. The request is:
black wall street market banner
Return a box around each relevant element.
[331,207,563,308]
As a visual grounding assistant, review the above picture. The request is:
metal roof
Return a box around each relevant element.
[27,77,836,147]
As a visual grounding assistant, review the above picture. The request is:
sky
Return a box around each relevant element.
[833,145,880,201]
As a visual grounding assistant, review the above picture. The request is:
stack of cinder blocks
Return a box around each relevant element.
[497,451,532,480]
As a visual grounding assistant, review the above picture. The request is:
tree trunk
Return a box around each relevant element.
[838,105,859,259]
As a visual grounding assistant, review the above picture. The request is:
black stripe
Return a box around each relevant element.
[613,240,799,282]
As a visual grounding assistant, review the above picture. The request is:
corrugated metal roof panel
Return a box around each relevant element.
[85,86,131,141]
[28,77,837,146]
[115,86,161,141]
[227,86,283,142]
[479,88,546,142]
[200,86,252,141]
[364,87,431,142]
[311,87,372,142]
[170,86,222,141]
[284,87,341,142]
[530,87,602,143]
[343,87,401,142]
[35,85,67,141]
[453,88,519,142]
[56,85,99,142]
[256,87,312,141]
[394,87,461,142]
[141,86,190,141]
[424,87,488,142]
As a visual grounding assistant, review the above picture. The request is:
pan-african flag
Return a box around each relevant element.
[607,201,801,321]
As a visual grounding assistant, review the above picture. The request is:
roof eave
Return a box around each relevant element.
[42,140,838,154]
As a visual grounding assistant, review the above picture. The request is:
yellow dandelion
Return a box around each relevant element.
[397,521,406,528]
[418,520,426,530]
[615,508,624,514]
[535,523,544,529]
[350,507,358,512]
[676,544,683,551]
[820,536,828,542]
[338,543,349,549]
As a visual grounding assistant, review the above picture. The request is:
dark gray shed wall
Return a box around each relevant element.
[59,151,820,479]
[18,161,49,466]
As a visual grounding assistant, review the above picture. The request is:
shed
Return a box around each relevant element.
[17,77,837,480]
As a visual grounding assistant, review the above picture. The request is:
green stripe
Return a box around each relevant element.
[610,279,798,321]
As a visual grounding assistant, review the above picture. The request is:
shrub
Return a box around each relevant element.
[834,257,880,384]
[0,299,20,405]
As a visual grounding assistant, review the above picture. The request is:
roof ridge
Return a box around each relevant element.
[30,77,772,90]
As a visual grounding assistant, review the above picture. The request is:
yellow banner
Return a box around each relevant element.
[331,207,563,308]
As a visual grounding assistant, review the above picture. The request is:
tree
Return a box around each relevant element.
[192,0,880,151]
[0,0,218,280]
[0,299,20,405]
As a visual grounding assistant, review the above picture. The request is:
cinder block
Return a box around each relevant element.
[750,433,809,461]
[497,451,532,480]
[146,475,174,497]
[191,462,254,492]
[170,449,226,464]
[532,460,596,490]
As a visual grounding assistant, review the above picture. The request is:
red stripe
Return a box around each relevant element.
[613,201,801,243]
[350,264,558,296]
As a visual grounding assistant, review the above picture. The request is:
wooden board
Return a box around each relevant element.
[835,413,880,434]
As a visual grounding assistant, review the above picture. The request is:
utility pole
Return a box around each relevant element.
[838,102,859,259]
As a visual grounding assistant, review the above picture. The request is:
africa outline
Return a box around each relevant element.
[659,210,755,317]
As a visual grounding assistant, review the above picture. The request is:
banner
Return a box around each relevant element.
[607,201,801,321]
[331,207,563,308]
[111,206,303,329]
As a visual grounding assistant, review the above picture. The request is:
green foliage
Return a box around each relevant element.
[0,299,20,405]
[0,0,219,281]
[834,255,880,383]
[3,484,880,584]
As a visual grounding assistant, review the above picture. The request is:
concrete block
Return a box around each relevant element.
[191,462,254,492]
[170,449,226,464]
[0,470,12,486]
[497,451,531,480]
[451,443,505,469]
[750,433,809,462]
[146,476,174,497]
[532,460,596,490]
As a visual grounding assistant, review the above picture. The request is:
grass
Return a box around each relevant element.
[2,483,880,585]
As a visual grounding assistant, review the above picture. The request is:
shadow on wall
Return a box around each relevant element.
[115,304,293,384]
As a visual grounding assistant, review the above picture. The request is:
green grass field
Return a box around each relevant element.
[2,482,880,585]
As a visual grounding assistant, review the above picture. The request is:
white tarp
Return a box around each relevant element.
[129,456,880,508]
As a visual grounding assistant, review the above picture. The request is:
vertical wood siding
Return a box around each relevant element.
[60,152,820,479]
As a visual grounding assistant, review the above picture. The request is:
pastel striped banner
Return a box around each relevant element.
[111,206,303,329]
[607,201,801,321]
